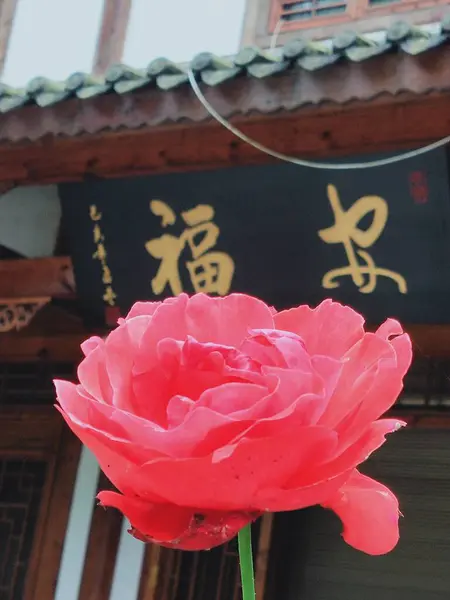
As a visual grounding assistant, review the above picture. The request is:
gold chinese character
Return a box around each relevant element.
[145,201,234,296]
[318,184,407,294]
[93,224,104,244]
[93,243,107,262]
[90,205,102,221]
[102,265,113,285]
[103,286,117,306]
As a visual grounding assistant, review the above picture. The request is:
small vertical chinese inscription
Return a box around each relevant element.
[89,205,118,307]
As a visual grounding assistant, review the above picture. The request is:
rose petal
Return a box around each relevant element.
[104,316,155,411]
[236,366,324,422]
[196,383,269,415]
[129,425,337,510]
[125,301,162,320]
[318,333,397,429]
[184,294,275,346]
[56,379,249,460]
[81,336,104,357]
[333,335,412,444]
[240,329,311,370]
[259,422,403,514]
[134,295,190,372]
[55,380,165,460]
[77,342,113,405]
[296,419,405,487]
[134,294,274,373]
[375,318,404,340]
[321,470,400,555]
[97,491,193,542]
[98,491,256,550]
[257,470,350,512]
[56,406,162,501]
[274,300,365,359]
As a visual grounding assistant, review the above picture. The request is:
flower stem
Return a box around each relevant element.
[238,524,256,600]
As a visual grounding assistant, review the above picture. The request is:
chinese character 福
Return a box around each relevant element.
[145,200,235,296]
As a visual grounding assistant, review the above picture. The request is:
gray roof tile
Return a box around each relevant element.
[0,18,447,128]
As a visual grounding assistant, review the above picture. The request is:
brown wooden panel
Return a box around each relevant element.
[1,91,450,186]
[78,473,122,600]
[0,333,87,362]
[0,257,75,299]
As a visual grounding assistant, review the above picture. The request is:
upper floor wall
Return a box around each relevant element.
[1,0,450,87]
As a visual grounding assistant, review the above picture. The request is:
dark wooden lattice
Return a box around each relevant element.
[398,358,450,410]
[0,361,74,406]
[0,460,47,600]
[156,521,261,600]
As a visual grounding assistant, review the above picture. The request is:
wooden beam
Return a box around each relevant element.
[93,0,132,75]
[0,0,17,76]
[0,332,88,361]
[0,256,75,298]
[0,91,449,186]
[398,324,450,359]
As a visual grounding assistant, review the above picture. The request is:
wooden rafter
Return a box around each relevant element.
[0,0,17,76]
[93,0,132,75]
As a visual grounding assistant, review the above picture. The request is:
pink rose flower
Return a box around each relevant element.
[55,294,412,554]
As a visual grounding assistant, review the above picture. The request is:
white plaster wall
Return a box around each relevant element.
[55,447,100,600]
[123,0,248,65]
[1,0,104,87]
[54,446,146,600]
[0,185,61,258]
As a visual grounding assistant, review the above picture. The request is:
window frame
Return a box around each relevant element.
[242,0,450,48]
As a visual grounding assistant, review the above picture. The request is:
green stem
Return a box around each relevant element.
[238,524,256,600]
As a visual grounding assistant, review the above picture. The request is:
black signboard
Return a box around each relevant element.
[59,149,450,326]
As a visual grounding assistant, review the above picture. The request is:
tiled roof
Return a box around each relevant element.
[0,19,448,115]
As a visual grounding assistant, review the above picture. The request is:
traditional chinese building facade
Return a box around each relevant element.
[1,1,450,599]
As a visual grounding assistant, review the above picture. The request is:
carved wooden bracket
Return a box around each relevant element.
[0,297,51,333]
